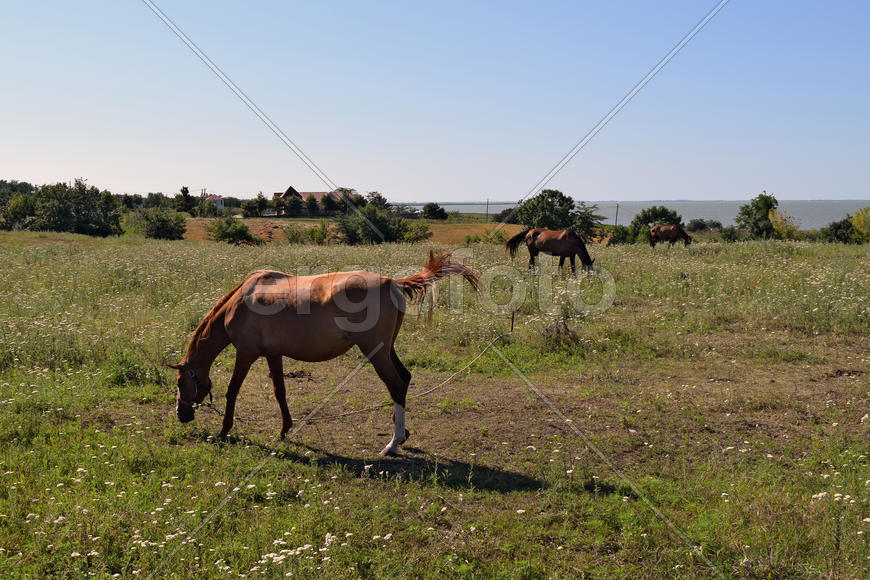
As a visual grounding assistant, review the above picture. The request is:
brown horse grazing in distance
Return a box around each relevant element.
[506,228,594,274]
[169,251,478,456]
[649,224,692,248]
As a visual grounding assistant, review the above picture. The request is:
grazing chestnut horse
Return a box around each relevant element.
[506,228,594,274]
[169,251,478,456]
[649,224,692,248]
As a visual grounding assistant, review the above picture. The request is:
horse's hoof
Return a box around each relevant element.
[401,429,411,444]
[217,432,229,442]
[380,445,399,457]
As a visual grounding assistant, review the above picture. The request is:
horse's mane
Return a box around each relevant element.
[183,276,249,360]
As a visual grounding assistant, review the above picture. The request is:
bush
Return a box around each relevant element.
[769,208,801,240]
[719,225,744,243]
[283,221,331,245]
[336,205,427,244]
[207,216,261,244]
[821,217,857,244]
[686,218,722,232]
[403,220,433,242]
[607,224,635,245]
[142,209,187,240]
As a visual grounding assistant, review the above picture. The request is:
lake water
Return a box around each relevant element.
[408,200,870,230]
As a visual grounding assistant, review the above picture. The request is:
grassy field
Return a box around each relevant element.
[0,232,868,578]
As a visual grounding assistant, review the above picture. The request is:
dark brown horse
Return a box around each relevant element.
[506,228,594,274]
[169,251,478,456]
[649,224,692,248]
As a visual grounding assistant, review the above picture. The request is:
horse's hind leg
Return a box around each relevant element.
[266,355,293,438]
[365,348,410,456]
[528,250,537,273]
[219,351,258,440]
[390,347,411,385]
[558,256,565,274]
[569,255,577,276]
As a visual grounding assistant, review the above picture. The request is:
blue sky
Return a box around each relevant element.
[1,1,867,202]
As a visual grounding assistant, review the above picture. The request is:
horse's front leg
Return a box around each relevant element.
[219,352,257,440]
[267,355,293,439]
[569,255,577,276]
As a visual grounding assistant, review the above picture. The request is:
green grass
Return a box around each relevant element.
[0,232,868,577]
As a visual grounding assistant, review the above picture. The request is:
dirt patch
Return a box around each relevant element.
[826,368,866,378]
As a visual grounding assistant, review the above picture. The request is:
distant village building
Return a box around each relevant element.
[272,186,335,205]
[207,194,225,210]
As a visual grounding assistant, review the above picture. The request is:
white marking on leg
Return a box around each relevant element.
[380,403,406,456]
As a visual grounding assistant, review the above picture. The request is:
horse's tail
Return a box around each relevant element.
[505,229,531,258]
[647,228,656,248]
[394,251,479,302]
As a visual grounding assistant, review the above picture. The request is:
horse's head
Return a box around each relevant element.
[583,257,595,273]
[685,234,693,246]
[168,362,212,423]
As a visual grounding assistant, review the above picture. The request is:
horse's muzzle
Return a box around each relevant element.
[177,404,195,423]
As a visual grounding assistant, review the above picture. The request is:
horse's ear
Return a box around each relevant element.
[167,363,183,370]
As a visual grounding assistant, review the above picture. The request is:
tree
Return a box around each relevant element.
[493,207,520,224]
[304,194,319,215]
[736,191,778,239]
[256,192,268,214]
[142,209,187,240]
[572,201,605,239]
[222,196,242,208]
[333,187,357,214]
[820,216,857,244]
[173,186,197,214]
[284,195,303,217]
[851,206,870,243]
[144,192,169,208]
[515,189,576,229]
[421,202,448,220]
[241,199,260,218]
[365,191,390,209]
[29,180,122,236]
[3,193,36,229]
[629,205,683,240]
[686,218,722,232]
[273,196,286,217]
[320,193,339,216]
[769,208,801,240]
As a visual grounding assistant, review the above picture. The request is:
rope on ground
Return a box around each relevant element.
[316,334,506,422]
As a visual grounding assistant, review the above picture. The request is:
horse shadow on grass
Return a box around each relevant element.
[202,433,543,492]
